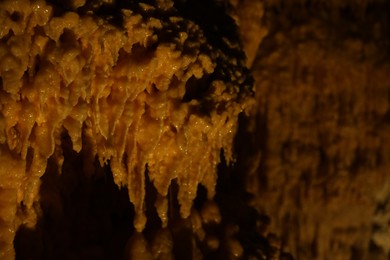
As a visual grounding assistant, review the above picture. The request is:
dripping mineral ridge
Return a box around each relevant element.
[1,0,390,259]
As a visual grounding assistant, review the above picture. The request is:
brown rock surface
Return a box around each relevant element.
[245,2,390,259]
[1,0,389,259]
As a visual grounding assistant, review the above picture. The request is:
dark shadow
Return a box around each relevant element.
[14,132,134,260]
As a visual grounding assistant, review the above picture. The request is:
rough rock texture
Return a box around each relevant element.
[1,0,390,259]
[0,0,254,258]
[245,2,390,259]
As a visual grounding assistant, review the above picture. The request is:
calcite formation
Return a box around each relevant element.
[1,0,389,259]
[0,0,253,258]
